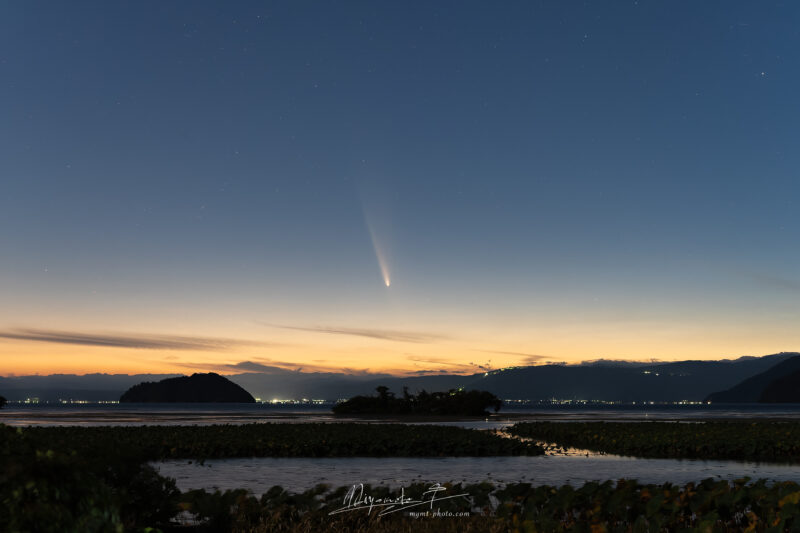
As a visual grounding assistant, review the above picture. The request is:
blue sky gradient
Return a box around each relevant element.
[1,1,799,374]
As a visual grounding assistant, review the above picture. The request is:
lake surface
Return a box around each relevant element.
[4,402,800,427]
[155,454,800,494]
[6,403,800,494]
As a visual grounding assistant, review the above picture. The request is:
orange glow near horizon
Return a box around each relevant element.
[2,319,799,377]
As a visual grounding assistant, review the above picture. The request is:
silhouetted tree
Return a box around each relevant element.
[0,395,6,409]
[375,386,392,401]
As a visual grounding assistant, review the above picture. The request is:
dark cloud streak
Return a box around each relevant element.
[0,328,266,351]
[178,360,390,376]
[474,349,549,361]
[178,361,292,374]
[267,324,447,343]
[405,355,475,369]
[748,272,800,292]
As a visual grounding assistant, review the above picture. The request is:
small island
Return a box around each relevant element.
[119,373,255,403]
[332,386,502,416]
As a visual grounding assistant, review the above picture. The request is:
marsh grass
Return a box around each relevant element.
[510,421,800,462]
[5,422,543,460]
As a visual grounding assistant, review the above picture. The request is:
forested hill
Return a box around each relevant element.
[119,373,255,403]
[706,356,800,403]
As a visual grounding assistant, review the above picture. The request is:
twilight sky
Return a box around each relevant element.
[2,2,799,376]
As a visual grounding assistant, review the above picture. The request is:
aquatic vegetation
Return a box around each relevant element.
[5,420,800,531]
[179,479,800,532]
[0,427,180,533]
[510,421,800,462]
[3,422,543,460]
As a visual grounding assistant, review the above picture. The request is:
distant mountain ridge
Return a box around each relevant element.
[705,356,800,403]
[2,353,798,403]
[0,373,183,402]
[230,354,800,403]
[760,369,800,403]
[442,353,799,402]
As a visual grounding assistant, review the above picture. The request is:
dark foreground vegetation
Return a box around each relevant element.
[333,386,502,416]
[8,422,540,460]
[1,426,179,532]
[0,422,540,532]
[179,478,800,532]
[8,422,800,531]
[5,436,800,533]
[511,421,800,462]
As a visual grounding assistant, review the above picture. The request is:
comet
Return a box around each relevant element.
[366,219,391,287]
[358,183,392,288]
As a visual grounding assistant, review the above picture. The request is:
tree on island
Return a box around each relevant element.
[0,395,6,409]
[333,386,502,416]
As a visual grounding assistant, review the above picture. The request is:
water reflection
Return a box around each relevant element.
[155,455,800,495]
[4,403,800,427]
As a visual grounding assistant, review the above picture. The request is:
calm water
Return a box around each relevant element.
[4,402,800,427]
[6,403,800,493]
[155,455,800,494]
